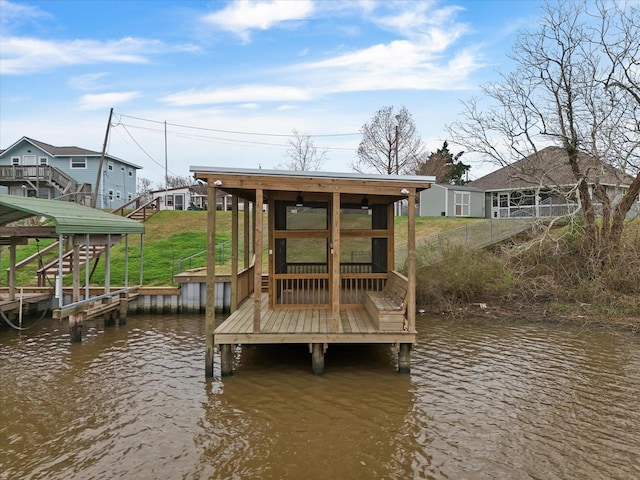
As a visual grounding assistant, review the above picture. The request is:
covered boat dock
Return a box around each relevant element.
[190,167,433,376]
[0,195,144,339]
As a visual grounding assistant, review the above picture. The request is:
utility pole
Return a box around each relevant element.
[92,107,113,208]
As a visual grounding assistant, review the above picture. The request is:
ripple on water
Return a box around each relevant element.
[1,315,640,480]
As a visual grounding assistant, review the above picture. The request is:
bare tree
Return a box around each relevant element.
[278,129,327,171]
[160,175,197,189]
[137,177,153,196]
[448,0,640,258]
[352,106,425,174]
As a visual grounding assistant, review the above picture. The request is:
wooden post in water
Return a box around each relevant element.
[69,311,85,342]
[205,186,217,377]
[220,344,233,376]
[398,343,411,373]
[311,343,325,375]
[119,292,128,325]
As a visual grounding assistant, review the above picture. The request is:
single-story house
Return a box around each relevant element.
[420,146,638,219]
[0,136,141,209]
[419,183,485,217]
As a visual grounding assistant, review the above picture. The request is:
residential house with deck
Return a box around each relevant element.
[0,137,141,209]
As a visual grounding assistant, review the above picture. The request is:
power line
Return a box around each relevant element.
[115,112,361,138]
[115,119,355,152]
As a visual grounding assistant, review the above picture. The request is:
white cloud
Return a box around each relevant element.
[0,36,159,75]
[201,0,314,43]
[0,0,50,30]
[295,39,482,93]
[0,36,198,75]
[161,85,313,106]
[68,72,109,91]
[79,91,139,110]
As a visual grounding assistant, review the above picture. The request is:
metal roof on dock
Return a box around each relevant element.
[0,195,145,235]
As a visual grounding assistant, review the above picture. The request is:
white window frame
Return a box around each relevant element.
[70,157,87,169]
[108,189,114,201]
[116,190,121,200]
[39,157,48,166]
[11,157,20,166]
[107,161,114,171]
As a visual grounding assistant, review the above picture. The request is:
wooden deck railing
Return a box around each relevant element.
[273,263,389,308]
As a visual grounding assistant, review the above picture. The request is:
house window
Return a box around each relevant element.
[127,193,133,201]
[166,195,173,206]
[116,191,121,199]
[120,166,125,172]
[39,157,48,166]
[454,192,470,216]
[107,161,113,171]
[11,157,19,166]
[71,158,87,169]
[108,189,114,201]
[128,169,133,177]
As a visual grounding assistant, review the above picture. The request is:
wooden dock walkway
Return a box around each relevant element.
[215,293,416,345]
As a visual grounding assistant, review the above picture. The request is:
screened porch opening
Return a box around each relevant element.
[272,199,390,308]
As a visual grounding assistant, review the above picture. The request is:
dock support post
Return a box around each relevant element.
[220,344,233,376]
[69,312,85,342]
[398,343,411,373]
[119,294,128,325]
[205,186,217,377]
[311,343,325,375]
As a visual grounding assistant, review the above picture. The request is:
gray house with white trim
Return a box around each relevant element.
[469,146,638,219]
[0,137,141,209]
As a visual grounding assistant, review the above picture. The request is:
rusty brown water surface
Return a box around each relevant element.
[1,315,639,479]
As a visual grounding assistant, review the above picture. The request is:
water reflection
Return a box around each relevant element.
[200,344,416,479]
[1,315,639,479]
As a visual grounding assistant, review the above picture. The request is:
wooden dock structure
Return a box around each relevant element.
[0,195,144,339]
[191,167,433,376]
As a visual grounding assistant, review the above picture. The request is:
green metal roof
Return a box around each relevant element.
[0,195,145,235]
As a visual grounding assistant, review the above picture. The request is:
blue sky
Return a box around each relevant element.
[0,0,543,187]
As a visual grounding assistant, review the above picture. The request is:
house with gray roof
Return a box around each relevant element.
[0,136,141,209]
[464,146,638,219]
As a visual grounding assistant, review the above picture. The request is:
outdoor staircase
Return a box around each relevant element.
[8,195,161,286]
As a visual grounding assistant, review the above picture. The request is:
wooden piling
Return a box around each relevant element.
[69,312,85,342]
[398,343,411,373]
[220,344,233,376]
[119,294,128,325]
[205,186,217,377]
[311,343,325,375]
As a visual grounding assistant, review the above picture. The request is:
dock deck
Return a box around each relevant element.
[214,293,417,345]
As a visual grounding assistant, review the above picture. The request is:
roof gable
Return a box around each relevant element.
[470,146,634,190]
[0,136,142,169]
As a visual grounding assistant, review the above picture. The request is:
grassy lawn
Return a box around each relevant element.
[2,210,480,287]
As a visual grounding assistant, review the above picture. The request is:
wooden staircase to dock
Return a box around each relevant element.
[8,195,161,286]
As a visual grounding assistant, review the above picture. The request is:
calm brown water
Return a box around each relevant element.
[1,314,639,479]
